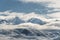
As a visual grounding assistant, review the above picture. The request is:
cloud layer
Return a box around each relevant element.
[0,11,60,30]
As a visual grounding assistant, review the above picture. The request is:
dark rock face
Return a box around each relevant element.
[28,18,46,25]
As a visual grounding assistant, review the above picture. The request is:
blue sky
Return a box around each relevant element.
[0,0,60,19]
[0,0,56,14]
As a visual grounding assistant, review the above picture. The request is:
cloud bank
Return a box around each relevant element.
[0,11,60,30]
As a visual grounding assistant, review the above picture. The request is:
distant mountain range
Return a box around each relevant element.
[0,17,46,25]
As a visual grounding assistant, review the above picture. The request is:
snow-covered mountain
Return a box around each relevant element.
[28,18,46,25]
[7,17,25,25]
[0,17,25,25]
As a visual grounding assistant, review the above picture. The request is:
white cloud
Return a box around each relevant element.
[0,11,60,30]
[0,11,49,22]
[20,0,60,8]
[47,12,60,18]
[0,22,60,30]
[19,0,60,3]
[48,0,60,8]
[19,0,52,3]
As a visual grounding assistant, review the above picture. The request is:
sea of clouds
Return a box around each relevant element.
[0,0,60,40]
